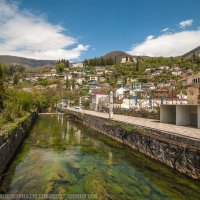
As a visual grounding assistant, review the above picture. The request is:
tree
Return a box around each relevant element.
[193,53,196,62]
[0,64,5,110]
[83,59,89,66]
[3,89,33,120]
[71,78,76,90]
[65,77,71,90]
[13,73,19,85]
[65,60,70,68]
[56,59,69,67]
[136,57,140,71]
[56,62,65,73]
[100,57,105,66]
[107,57,114,65]
[33,93,47,111]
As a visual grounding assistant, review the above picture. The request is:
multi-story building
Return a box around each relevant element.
[72,62,84,68]
[187,73,200,104]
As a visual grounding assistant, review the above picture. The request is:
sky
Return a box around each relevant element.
[0,0,200,61]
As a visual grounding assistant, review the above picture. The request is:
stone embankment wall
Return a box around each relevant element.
[0,112,37,176]
[67,110,200,180]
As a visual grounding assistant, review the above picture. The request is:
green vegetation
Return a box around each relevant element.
[63,89,89,105]
[84,57,115,66]
[56,59,69,73]
[0,63,49,131]
[122,124,136,132]
[36,78,59,86]
[102,55,200,88]
[0,63,5,109]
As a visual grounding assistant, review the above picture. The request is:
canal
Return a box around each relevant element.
[0,115,200,200]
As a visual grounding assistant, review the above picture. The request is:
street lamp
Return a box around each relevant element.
[79,97,82,111]
[67,99,70,108]
[109,91,113,119]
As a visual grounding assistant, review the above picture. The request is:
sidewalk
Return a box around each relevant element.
[68,108,200,141]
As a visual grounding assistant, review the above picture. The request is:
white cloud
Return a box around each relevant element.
[161,27,170,32]
[179,19,193,28]
[146,35,154,40]
[128,30,200,57]
[0,0,89,60]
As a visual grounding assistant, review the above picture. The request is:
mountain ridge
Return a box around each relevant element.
[182,46,200,58]
[0,46,199,68]
[0,55,56,68]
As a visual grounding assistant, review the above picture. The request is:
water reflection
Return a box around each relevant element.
[108,151,113,176]
[0,115,200,200]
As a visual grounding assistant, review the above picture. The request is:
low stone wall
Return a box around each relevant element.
[113,108,159,120]
[92,108,160,120]
[67,110,200,180]
[0,112,38,177]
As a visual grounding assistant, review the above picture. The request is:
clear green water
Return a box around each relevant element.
[0,115,200,200]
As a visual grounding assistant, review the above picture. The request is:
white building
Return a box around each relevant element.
[121,57,127,64]
[121,57,137,64]
[72,62,84,68]
[90,94,109,111]
[115,87,130,99]
[48,84,57,88]
[97,71,104,76]
[64,74,72,80]
[89,76,98,81]
[159,66,170,70]
[172,71,182,76]
[117,80,123,85]
[76,77,85,85]
[99,77,106,82]
[43,68,57,77]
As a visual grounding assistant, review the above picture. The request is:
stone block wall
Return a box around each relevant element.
[0,112,38,177]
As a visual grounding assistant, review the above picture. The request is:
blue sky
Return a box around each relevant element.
[0,0,200,61]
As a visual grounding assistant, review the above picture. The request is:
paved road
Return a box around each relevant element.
[68,108,200,141]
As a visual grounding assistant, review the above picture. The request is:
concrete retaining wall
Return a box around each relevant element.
[67,110,200,180]
[0,112,38,177]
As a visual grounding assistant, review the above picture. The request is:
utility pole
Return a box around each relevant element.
[109,91,113,119]
[68,99,70,108]
[79,97,82,111]
[180,90,183,104]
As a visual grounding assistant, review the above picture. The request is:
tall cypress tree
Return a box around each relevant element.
[0,64,5,109]
[136,57,139,71]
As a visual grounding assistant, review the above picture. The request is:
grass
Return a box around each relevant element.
[105,119,137,132]
[0,112,30,137]
[121,124,136,132]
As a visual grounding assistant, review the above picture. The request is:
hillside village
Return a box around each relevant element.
[1,0,200,196]
[2,47,200,116]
